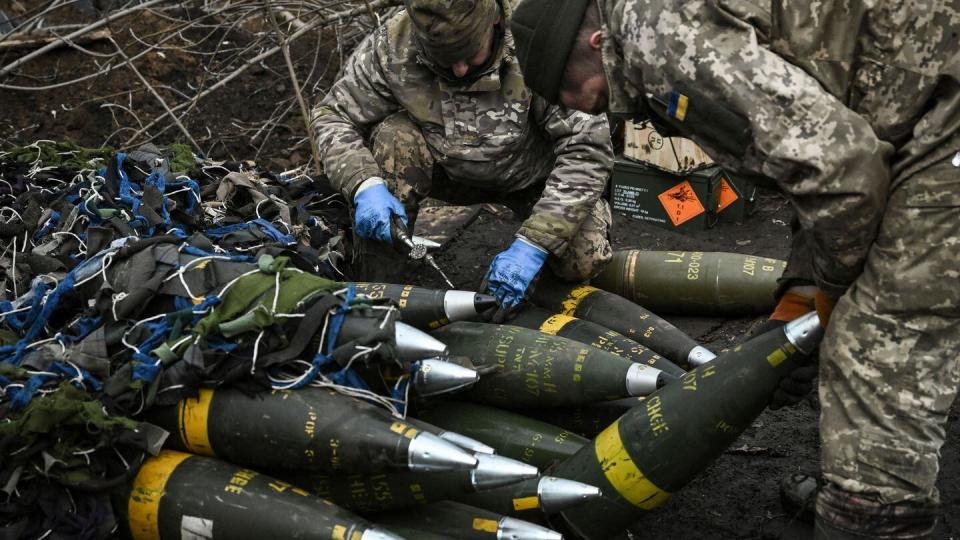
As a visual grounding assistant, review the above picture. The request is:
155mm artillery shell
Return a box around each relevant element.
[123,450,400,540]
[146,387,477,475]
[416,402,588,469]
[551,312,823,539]
[354,283,497,330]
[532,276,715,368]
[455,475,602,518]
[592,250,787,316]
[432,322,655,407]
[510,306,686,378]
[278,453,538,513]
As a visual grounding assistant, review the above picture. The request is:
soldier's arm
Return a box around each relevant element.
[621,3,893,297]
[311,28,399,199]
[519,101,613,256]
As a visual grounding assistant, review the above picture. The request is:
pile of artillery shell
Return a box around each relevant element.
[1,142,820,540]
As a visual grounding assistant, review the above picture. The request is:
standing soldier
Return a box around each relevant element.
[508,0,960,538]
[311,0,614,318]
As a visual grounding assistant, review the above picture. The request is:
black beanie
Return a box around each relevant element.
[510,0,591,103]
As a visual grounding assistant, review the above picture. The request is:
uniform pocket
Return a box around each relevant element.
[873,162,960,317]
[856,430,939,501]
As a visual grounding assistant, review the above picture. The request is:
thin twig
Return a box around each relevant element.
[110,38,203,153]
[121,0,399,147]
[0,0,166,78]
[266,0,322,176]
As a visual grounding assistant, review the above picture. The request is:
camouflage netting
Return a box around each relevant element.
[0,141,414,538]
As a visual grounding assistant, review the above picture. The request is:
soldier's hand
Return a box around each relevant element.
[814,289,838,327]
[354,178,407,243]
[750,317,819,409]
[481,237,548,322]
[769,362,818,409]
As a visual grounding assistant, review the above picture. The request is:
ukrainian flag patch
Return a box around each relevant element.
[666,90,688,122]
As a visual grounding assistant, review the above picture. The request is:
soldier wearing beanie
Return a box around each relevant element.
[510,0,960,538]
[312,0,615,319]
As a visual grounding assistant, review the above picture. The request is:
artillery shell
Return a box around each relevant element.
[510,306,686,378]
[123,450,400,540]
[551,313,823,539]
[278,453,538,513]
[146,386,476,474]
[532,275,715,368]
[416,402,588,469]
[455,475,602,518]
[592,250,787,316]
[354,283,497,330]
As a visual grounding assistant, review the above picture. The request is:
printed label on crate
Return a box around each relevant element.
[717,177,739,212]
[658,180,705,226]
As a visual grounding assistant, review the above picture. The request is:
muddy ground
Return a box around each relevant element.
[1,3,957,538]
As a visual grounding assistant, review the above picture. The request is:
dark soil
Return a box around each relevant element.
[1,3,956,538]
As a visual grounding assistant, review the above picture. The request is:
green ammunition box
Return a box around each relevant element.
[609,158,721,232]
[715,171,758,224]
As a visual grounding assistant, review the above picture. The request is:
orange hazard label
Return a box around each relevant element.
[658,180,705,227]
[717,177,739,212]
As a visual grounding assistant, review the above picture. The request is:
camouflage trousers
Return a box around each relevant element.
[369,112,612,281]
[818,155,960,512]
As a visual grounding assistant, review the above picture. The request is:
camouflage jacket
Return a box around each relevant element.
[312,7,613,257]
[596,0,960,297]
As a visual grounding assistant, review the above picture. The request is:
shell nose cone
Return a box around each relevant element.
[625,363,665,396]
[361,528,406,540]
[784,311,823,354]
[407,432,478,472]
[497,517,564,540]
[470,454,539,490]
[413,358,479,397]
[537,476,602,514]
[439,431,495,454]
[395,322,449,360]
[687,345,716,367]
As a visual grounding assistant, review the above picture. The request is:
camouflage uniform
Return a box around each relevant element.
[590,0,960,529]
[311,4,614,281]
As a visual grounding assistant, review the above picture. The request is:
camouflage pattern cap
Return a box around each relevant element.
[405,0,500,66]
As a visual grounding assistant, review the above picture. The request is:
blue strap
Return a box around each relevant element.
[0,272,77,365]
[178,244,255,262]
[0,281,46,333]
[166,178,200,214]
[8,372,54,410]
[325,284,356,356]
[131,352,162,382]
[273,286,360,391]
[60,315,103,345]
[33,210,61,241]
[51,361,103,392]
[205,219,295,245]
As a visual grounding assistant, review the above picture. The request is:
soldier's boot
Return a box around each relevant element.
[780,472,819,524]
[814,483,938,540]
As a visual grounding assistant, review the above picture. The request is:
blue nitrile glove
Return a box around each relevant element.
[483,237,548,316]
[353,178,407,243]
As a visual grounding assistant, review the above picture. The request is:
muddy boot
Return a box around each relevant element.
[781,472,820,524]
[814,483,938,540]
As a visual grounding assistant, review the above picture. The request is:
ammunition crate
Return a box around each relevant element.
[610,157,720,232]
[715,171,758,224]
